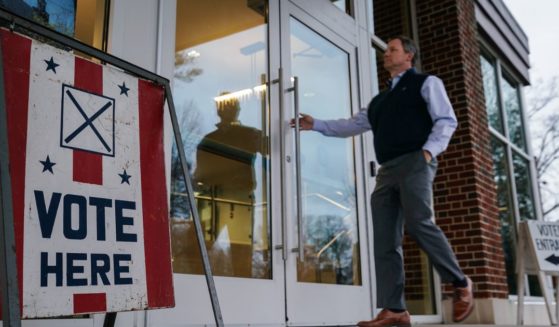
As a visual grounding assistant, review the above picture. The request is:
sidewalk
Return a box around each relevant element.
[421,325,550,327]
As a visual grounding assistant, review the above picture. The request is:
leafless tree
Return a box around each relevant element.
[527,76,559,219]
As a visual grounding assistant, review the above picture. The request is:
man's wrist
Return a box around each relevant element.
[422,149,433,163]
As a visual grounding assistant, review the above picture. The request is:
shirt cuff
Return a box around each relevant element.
[312,119,325,133]
[422,143,440,159]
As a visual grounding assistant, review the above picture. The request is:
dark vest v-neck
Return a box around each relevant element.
[367,69,432,164]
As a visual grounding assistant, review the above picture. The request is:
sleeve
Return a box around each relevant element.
[421,76,458,157]
[312,108,371,137]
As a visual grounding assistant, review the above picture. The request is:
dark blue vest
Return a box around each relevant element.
[367,69,432,164]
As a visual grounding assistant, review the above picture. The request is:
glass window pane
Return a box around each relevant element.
[490,137,517,294]
[512,152,536,221]
[6,0,76,36]
[75,0,107,50]
[290,18,361,286]
[172,0,270,279]
[403,246,436,314]
[502,76,527,150]
[511,152,540,296]
[480,55,504,134]
[4,0,107,49]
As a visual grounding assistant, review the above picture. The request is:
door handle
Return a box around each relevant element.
[274,67,289,261]
[287,76,304,262]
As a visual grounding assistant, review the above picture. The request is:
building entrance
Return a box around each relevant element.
[152,0,373,325]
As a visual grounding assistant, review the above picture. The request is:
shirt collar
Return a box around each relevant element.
[390,68,415,90]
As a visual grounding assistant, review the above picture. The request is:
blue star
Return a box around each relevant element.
[118,82,130,96]
[119,169,131,185]
[44,57,59,74]
[40,155,56,174]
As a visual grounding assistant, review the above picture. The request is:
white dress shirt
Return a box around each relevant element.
[312,70,458,158]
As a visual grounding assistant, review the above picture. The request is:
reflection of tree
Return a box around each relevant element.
[527,76,559,220]
[481,56,503,133]
[175,49,204,82]
[502,79,526,150]
[305,215,354,285]
[170,100,203,219]
[512,153,535,221]
[490,137,517,293]
[171,47,206,219]
[4,0,75,36]
[170,48,205,217]
[32,0,49,25]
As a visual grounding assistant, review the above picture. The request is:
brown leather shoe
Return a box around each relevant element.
[357,309,411,327]
[453,276,474,322]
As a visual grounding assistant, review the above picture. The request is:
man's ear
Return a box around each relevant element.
[406,52,414,63]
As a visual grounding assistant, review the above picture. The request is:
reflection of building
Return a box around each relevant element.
[1,0,33,18]
[1,0,546,325]
[3,0,77,37]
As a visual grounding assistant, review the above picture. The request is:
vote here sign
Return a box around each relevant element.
[0,29,174,318]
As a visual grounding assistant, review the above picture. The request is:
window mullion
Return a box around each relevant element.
[495,59,510,140]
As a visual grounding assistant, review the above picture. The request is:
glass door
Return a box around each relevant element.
[279,2,372,325]
[150,1,286,325]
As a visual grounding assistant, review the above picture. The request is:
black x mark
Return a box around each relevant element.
[64,90,112,152]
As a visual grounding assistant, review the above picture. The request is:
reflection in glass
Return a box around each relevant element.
[403,242,436,314]
[480,55,504,134]
[290,18,361,285]
[5,0,107,49]
[511,152,540,295]
[512,152,536,221]
[171,0,271,279]
[502,77,526,150]
[10,0,77,36]
[74,0,108,50]
[490,137,517,294]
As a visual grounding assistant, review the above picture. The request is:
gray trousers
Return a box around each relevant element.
[372,150,464,310]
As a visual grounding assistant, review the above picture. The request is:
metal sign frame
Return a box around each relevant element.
[0,27,22,326]
[0,7,223,327]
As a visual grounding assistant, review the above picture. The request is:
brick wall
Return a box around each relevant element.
[372,0,402,87]
[373,0,508,300]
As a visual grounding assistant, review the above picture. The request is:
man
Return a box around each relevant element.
[291,36,474,326]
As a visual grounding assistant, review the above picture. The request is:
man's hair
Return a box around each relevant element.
[388,35,419,66]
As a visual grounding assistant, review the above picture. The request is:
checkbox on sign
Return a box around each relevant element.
[60,84,115,156]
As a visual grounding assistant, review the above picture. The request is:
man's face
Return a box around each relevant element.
[383,39,413,74]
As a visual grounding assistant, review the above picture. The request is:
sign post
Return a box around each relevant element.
[517,220,559,325]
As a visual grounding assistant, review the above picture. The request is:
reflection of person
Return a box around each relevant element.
[194,94,264,202]
[291,36,474,326]
[193,94,266,277]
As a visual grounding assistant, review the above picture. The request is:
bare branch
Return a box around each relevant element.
[543,202,559,217]
[527,76,559,118]
[527,75,559,220]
